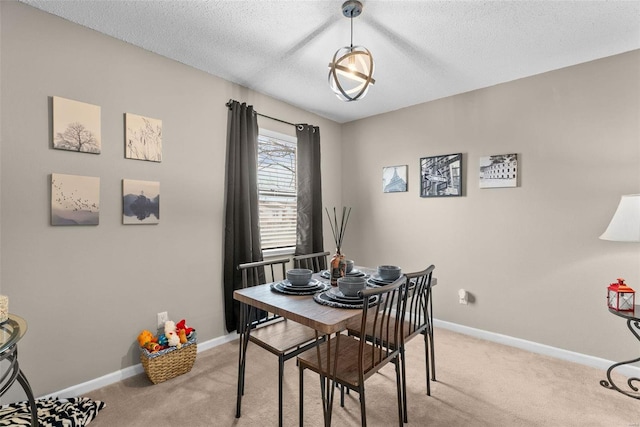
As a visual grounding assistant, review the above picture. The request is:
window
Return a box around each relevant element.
[257,129,297,252]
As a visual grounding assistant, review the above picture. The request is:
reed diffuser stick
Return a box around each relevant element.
[325,206,351,250]
[334,207,339,246]
[338,207,351,248]
[327,208,338,246]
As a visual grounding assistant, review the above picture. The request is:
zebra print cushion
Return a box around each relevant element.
[0,397,105,426]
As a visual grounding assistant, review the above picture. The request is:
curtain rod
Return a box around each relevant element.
[226,99,305,130]
[257,112,297,128]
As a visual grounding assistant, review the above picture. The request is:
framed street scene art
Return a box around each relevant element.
[420,153,463,197]
[52,96,101,154]
[125,113,162,162]
[51,173,100,225]
[122,179,160,224]
[479,153,518,188]
[383,165,408,193]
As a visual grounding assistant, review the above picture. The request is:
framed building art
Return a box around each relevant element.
[382,165,408,193]
[420,153,463,197]
[479,153,518,188]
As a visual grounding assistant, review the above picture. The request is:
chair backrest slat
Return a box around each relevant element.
[237,257,291,288]
[404,265,435,337]
[237,258,291,327]
[292,251,330,272]
[358,276,408,382]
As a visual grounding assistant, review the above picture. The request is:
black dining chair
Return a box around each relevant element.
[292,251,330,272]
[345,265,436,422]
[297,276,408,427]
[400,265,436,420]
[235,257,320,427]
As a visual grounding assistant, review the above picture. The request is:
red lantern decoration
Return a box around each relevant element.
[607,278,635,312]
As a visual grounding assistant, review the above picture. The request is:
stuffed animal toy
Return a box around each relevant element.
[157,334,168,347]
[176,319,195,337]
[137,330,155,347]
[143,341,160,352]
[166,330,181,348]
[164,320,176,335]
[164,320,181,348]
[178,328,188,344]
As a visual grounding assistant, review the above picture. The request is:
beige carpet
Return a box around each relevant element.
[85,328,639,426]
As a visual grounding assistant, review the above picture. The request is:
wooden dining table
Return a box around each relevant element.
[233,270,368,426]
[233,275,361,335]
[233,268,437,426]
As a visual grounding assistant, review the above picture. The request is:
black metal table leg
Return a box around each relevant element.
[600,318,640,399]
[0,345,38,426]
[16,369,38,426]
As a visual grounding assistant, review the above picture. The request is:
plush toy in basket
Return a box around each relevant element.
[137,318,197,384]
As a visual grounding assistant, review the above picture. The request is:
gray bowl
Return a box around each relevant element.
[338,276,367,297]
[286,268,313,286]
[377,265,401,281]
[345,259,355,273]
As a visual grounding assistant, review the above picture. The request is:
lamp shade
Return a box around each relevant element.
[327,0,375,102]
[328,46,375,101]
[600,194,640,242]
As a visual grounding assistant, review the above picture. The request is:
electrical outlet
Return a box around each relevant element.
[458,289,468,305]
[157,311,168,329]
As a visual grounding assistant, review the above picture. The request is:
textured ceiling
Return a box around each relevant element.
[18,0,640,123]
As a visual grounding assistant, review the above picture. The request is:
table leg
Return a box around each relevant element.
[16,370,38,426]
[0,350,20,395]
[236,303,253,417]
[600,318,640,399]
[315,330,340,427]
[1,346,38,425]
[428,285,436,382]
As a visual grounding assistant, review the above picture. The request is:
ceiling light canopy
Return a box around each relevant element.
[328,0,375,102]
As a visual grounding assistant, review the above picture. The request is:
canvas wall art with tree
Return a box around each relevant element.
[125,113,162,162]
[52,96,101,154]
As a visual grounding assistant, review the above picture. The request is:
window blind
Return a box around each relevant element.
[257,130,297,250]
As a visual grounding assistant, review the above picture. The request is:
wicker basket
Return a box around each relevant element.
[140,334,197,384]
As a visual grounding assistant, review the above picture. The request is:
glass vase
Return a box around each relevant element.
[330,249,346,286]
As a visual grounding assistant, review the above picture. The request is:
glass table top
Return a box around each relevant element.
[0,314,27,353]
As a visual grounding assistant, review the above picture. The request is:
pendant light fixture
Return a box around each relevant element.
[328,0,375,102]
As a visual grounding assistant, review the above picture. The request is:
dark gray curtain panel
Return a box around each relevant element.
[223,101,263,333]
[295,124,324,268]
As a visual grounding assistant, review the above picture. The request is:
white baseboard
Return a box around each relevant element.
[40,332,239,400]
[43,320,640,399]
[433,319,640,378]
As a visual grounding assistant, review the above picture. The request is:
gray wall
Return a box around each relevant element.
[1,0,639,399]
[0,1,342,397]
[341,50,640,362]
